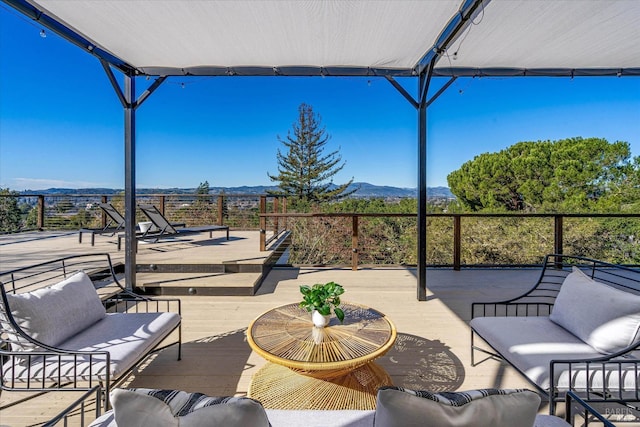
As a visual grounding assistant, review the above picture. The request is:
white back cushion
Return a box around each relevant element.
[6,271,106,350]
[550,267,640,354]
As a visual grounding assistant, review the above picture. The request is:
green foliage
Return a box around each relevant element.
[55,198,74,213]
[23,206,38,229]
[268,103,357,203]
[0,188,22,232]
[447,137,636,213]
[299,282,345,322]
[196,181,210,195]
[187,181,217,225]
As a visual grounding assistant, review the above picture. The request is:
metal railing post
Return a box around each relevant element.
[453,215,461,271]
[352,215,359,271]
[217,195,224,225]
[37,195,45,229]
[282,197,287,230]
[273,197,279,235]
[554,215,564,268]
[101,195,108,228]
[159,195,166,216]
[259,196,266,251]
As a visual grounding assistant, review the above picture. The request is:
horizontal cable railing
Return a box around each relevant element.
[0,193,284,232]
[260,212,640,269]
[1,194,638,269]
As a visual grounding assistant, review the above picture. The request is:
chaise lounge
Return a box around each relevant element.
[78,203,128,246]
[117,204,229,250]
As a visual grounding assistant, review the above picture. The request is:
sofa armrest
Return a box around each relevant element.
[550,352,640,402]
[43,386,102,427]
[471,300,554,318]
[103,290,181,316]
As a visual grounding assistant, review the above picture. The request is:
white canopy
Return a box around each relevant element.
[11,0,640,77]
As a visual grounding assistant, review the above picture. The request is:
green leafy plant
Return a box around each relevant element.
[299,281,345,322]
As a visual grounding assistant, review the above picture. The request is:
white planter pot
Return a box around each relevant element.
[312,327,325,344]
[312,310,331,328]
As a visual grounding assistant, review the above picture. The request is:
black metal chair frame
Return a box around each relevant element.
[470,254,640,416]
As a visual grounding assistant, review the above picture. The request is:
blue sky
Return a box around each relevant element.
[1,6,639,191]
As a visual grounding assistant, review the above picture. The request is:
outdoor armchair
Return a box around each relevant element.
[470,254,640,416]
[0,253,182,411]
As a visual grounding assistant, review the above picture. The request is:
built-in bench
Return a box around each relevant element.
[470,254,640,415]
[0,253,182,409]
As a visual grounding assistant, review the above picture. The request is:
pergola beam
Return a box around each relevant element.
[4,0,137,75]
[416,0,488,76]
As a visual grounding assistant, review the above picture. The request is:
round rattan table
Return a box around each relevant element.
[247,302,397,410]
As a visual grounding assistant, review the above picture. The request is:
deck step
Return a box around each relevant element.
[136,263,262,274]
[136,272,262,296]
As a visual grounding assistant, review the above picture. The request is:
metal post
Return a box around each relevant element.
[37,195,45,229]
[217,195,224,225]
[283,197,288,230]
[124,74,136,290]
[273,197,279,235]
[101,195,108,228]
[159,195,166,216]
[352,215,359,271]
[554,215,564,261]
[417,71,429,301]
[259,196,266,251]
[453,215,461,270]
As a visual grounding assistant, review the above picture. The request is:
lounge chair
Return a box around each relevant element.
[78,203,127,245]
[117,204,229,250]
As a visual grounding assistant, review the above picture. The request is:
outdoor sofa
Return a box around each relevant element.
[470,254,640,415]
[0,253,182,409]
[46,386,615,426]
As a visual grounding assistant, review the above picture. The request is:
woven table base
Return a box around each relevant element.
[248,362,392,410]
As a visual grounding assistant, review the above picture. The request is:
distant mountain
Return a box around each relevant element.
[23,183,454,199]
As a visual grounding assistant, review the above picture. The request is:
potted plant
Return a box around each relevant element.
[299,281,345,327]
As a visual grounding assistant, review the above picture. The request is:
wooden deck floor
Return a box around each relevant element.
[0,231,543,425]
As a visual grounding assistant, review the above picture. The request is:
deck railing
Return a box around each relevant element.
[2,193,638,269]
[1,193,286,231]
[260,212,640,270]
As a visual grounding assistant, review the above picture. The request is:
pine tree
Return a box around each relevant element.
[0,188,22,232]
[268,103,357,203]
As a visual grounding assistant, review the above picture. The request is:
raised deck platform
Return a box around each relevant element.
[0,229,289,296]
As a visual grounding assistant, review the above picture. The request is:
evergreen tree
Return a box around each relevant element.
[0,188,22,232]
[447,137,636,212]
[196,181,210,195]
[268,103,357,203]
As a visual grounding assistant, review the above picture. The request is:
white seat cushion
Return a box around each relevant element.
[3,312,180,383]
[471,316,639,393]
